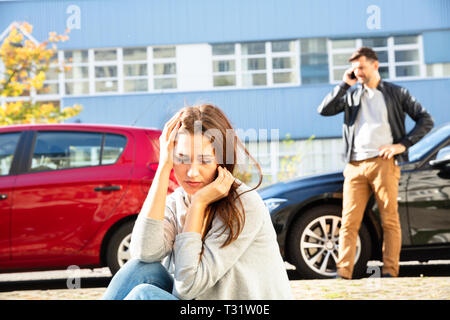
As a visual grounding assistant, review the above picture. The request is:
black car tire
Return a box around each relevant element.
[106,220,134,275]
[287,205,372,279]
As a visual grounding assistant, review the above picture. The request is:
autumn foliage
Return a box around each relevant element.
[0,22,82,125]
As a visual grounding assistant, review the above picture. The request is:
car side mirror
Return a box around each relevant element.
[429,145,450,168]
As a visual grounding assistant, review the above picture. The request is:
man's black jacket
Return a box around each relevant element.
[317,80,434,163]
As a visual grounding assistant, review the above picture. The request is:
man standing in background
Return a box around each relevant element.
[317,47,434,279]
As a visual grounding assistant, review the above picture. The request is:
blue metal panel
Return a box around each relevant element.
[1,0,450,49]
[62,86,341,141]
[62,78,450,141]
[398,78,450,132]
[423,30,450,64]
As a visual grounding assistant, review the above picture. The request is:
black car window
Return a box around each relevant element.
[408,124,450,163]
[101,134,127,165]
[29,131,103,172]
[0,132,21,176]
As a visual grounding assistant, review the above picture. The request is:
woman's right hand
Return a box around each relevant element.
[159,111,182,170]
[191,166,235,208]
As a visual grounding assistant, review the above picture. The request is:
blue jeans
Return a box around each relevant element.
[101,259,179,300]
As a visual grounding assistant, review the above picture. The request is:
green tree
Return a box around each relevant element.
[277,133,315,182]
[0,22,82,125]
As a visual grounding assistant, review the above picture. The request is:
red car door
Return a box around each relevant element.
[0,132,22,261]
[10,128,134,261]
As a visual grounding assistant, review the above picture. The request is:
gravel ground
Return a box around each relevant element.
[290,276,450,300]
[1,262,449,300]
[1,277,449,300]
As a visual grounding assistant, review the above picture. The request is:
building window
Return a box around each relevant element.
[212,43,236,87]
[362,37,389,79]
[153,46,177,90]
[94,49,118,93]
[36,51,59,96]
[39,34,437,98]
[329,38,357,82]
[38,65,60,95]
[63,50,90,95]
[426,62,450,78]
[63,46,179,94]
[241,41,267,86]
[392,35,422,78]
[329,35,424,82]
[271,40,298,85]
[300,38,329,84]
[211,40,299,88]
[123,47,148,92]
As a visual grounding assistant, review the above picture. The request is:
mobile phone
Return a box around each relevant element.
[349,71,356,79]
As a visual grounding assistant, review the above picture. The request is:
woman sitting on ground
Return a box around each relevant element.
[102,104,293,300]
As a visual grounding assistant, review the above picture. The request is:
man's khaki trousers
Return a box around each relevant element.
[337,156,402,279]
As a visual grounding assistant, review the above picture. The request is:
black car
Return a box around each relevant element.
[259,123,450,279]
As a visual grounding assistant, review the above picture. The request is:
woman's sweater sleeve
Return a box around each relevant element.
[172,190,265,300]
[129,204,177,263]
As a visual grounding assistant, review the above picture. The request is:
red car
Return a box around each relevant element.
[0,123,178,275]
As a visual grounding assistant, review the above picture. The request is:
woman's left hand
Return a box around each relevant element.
[191,166,235,208]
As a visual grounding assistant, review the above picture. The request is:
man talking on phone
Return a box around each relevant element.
[317,47,434,279]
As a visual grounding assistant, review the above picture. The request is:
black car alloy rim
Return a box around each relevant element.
[300,215,361,277]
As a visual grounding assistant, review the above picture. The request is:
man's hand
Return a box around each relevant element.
[378,143,406,160]
[343,67,358,87]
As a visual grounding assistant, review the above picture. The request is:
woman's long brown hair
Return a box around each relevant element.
[178,104,263,247]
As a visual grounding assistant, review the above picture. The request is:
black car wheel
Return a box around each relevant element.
[106,220,134,275]
[287,205,371,279]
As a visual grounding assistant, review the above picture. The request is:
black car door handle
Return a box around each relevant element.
[0,194,7,200]
[94,185,122,192]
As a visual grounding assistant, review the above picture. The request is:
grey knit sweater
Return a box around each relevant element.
[129,181,293,300]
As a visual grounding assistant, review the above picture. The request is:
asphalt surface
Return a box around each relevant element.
[0,260,449,300]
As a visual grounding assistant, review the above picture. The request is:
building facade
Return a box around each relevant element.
[1,0,449,184]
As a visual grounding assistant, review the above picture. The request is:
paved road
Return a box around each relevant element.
[1,261,449,300]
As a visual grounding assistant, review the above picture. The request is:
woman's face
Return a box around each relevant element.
[173,132,219,195]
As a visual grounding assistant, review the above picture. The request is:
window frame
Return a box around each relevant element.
[92,48,120,94]
[328,35,426,83]
[37,65,61,97]
[298,38,330,85]
[1,33,441,100]
[152,45,178,91]
[211,43,239,88]
[122,47,149,93]
[25,130,128,173]
[63,49,91,96]
[211,40,300,90]
[426,62,450,79]
[270,40,300,87]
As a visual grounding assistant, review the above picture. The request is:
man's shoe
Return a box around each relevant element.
[381,273,394,278]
